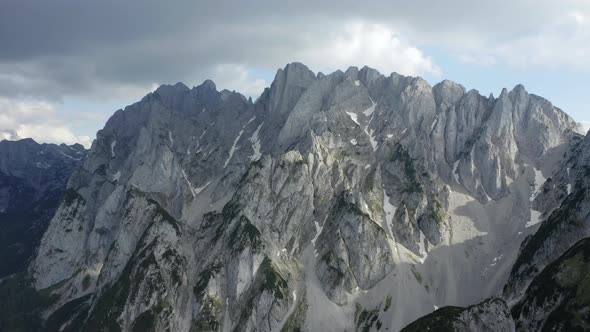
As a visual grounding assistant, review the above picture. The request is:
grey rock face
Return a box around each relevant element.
[25,63,584,331]
[0,138,86,277]
[504,132,590,302]
[315,194,394,305]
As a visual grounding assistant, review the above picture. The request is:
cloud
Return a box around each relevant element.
[483,10,590,70]
[0,2,444,102]
[299,22,439,77]
[581,121,590,134]
[0,0,588,145]
[211,64,270,99]
[4,0,586,103]
[0,98,93,147]
[15,124,92,148]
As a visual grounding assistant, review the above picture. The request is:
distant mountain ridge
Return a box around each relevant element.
[0,138,86,278]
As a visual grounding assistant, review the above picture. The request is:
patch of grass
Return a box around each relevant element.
[229,216,264,252]
[193,262,222,300]
[193,295,222,332]
[259,257,289,300]
[390,145,423,194]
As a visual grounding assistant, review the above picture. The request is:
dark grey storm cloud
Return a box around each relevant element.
[2,0,586,101]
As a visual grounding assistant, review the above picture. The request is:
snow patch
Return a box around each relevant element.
[181,169,196,198]
[198,129,207,141]
[430,117,438,132]
[249,122,263,161]
[350,138,357,145]
[367,129,378,151]
[194,181,212,195]
[112,171,121,182]
[110,140,116,157]
[363,100,377,117]
[312,220,324,257]
[60,151,82,161]
[527,210,543,228]
[181,171,210,198]
[363,125,378,151]
[354,80,360,86]
[530,167,546,202]
[346,111,359,126]
[223,129,245,168]
[417,231,428,263]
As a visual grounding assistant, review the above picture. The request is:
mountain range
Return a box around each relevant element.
[0,62,589,331]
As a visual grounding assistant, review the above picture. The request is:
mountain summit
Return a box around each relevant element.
[1,63,587,331]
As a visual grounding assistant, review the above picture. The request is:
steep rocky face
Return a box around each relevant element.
[511,237,590,331]
[399,298,515,332]
[26,62,583,331]
[402,238,590,331]
[504,131,590,302]
[0,138,86,277]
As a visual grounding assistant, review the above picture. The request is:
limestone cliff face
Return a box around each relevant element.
[504,131,590,302]
[28,63,583,331]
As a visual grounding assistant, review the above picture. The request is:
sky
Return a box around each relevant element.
[0,0,589,148]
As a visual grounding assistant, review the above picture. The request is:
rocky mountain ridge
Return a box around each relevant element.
[0,138,86,278]
[2,62,586,331]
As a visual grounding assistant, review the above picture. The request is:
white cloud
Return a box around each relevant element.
[0,130,19,141]
[452,5,590,70]
[211,64,269,99]
[300,22,440,77]
[200,23,440,101]
[0,98,93,147]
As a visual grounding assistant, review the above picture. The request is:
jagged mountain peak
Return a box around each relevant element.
[197,78,217,91]
[21,62,588,332]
